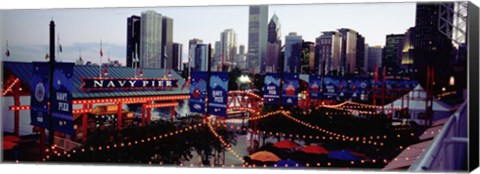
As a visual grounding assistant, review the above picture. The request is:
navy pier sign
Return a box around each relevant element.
[81,78,179,90]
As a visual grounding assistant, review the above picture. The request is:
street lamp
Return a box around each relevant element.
[237,75,251,90]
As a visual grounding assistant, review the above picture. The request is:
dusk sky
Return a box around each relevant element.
[1,2,416,66]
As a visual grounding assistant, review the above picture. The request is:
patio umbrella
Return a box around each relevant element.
[3,135,21,143]
[350,151,368,159]
[299,145,329,155]
[327,150,360,161]
[249,151,282,163]
[273,140,300,149]
[2,140,18,150]
[275,159,303,167]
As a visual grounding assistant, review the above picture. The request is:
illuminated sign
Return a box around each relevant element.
[81,78,179,90]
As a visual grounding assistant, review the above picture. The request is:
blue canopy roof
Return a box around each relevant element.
[3,61,189,99]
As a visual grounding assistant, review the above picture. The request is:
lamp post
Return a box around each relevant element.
[238,75,251,90]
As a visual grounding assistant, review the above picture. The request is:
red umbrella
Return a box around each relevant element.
[273,140,300,149]
[3,135,21,143]
[299,145,329,155]
[3,140,18,150]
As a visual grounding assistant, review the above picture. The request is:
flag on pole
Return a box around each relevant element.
[100,47,103,57]
[5,40,10,58]
[5,49,10,58]
[45,53,49,60]
[59,44,63,52]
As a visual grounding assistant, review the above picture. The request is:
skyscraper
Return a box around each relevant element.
[302,41,315,74]
[382,34,404,74]
[247,5,268,73]
[366,46,383,74]
[266,13,281,73]
[140,10,163,68]
[400,27,415,72]
[284,32,303,73]
[126,15,141,68]
[162,17,174,69]
[193,44,209,72]
[236,45,246,70]
[413,3,454,87]
[220,29,237,71]
[315,31,342,75]
[172,43,182,71]
[356,34,365,75]
[338,28,358,75]
[188,38,203,68]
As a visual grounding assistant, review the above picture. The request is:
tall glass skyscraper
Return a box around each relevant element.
[315,31,342,75]
[266,14,281,73]
[126,15,141,68]
[220,29,237,69]
[140,10,163,68]
[247,5,268,73]
[284,32,303,73]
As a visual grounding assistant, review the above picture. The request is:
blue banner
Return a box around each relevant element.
[282,73,299,105]
[263,73,281,105]
[309,74,322,100]
[30,62,50,129]
[350,77,369,101]
[338,79,349,100]
[52,63,75,135]
[323,76,339,100]
[385,80,395,95]
[189,72,208,114]
[208,72,229,117]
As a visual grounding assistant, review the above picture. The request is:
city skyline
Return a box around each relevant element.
[1,3,415,66]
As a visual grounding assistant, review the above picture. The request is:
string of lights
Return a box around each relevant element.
[42,122,206,161]
[279,112,385,146]
[206,118,245,163]
[2,78,19,95]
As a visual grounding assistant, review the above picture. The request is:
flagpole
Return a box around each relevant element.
[48,19,56,148]
[99,40,103,78]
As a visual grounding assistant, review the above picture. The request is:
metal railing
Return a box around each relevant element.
[53,136,83,151]
[408,102,468,172]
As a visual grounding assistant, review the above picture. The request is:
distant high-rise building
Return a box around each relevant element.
[338,28,358,75]
[364,43,369,73]
[266,13,281,73]
[189,39,203,49]
[401,27,415,72]
[247,5,268,73]
[193,44,209,71]
[126,15,141,67]
[413,3,454,87]
[214,41,222,69]
[315,31,342,75]
[172,43,182,71]
[236,45,247,70]
[162,17,174,69]
[284,32,303,73]
[356,34,365,75]
[220,29,237,71]
[366,46,383,74]
[382,34,404,74]
[188,38,203,68]
[140,11,163,68]
[302,41,315,74]
[268,14,281,44]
